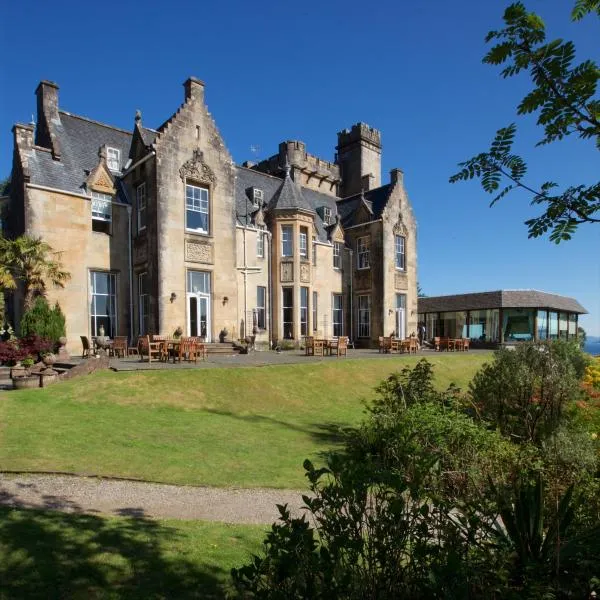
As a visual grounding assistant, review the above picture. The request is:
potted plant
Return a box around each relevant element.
[219,328,228,343]
[173,326,183,339]
[42,352,57,367]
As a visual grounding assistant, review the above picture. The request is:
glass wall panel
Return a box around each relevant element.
[439,311,468,338]
[549,312,558,339]
[568,313,578,338]
[503,308,535,341]
[559,313,568,338]
[425,313,440,340]
[537,310,548,340]
[469,309,500,342]
[282,287,294,339]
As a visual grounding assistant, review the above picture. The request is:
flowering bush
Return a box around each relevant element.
[0,335,54,365]
[583,357,600,390]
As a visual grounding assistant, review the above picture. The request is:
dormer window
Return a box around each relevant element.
[323,207,332,225]
[252,188,264,207]
[107,147,120,172]
[91,191,112,234]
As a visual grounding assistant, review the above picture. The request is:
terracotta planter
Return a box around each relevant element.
[13,376,40,390]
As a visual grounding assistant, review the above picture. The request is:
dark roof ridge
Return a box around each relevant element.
[235,165,284,182]
[337,183,391,202]
[58,110,132,136]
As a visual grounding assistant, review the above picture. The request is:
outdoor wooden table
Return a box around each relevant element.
[162,339,182,362]
[401,339,412,353]
[390,338,402,353]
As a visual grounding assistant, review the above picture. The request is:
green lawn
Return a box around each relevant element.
[0,354,491,488]
[0,506,264,599]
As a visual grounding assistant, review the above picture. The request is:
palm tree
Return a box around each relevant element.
[0,235,70,308]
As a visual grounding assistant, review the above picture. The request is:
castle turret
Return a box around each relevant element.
[336,122,381,197]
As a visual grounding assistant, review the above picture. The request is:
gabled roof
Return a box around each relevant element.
[418,290,588,314]
[336,184,392,227]
[28,111,132,196]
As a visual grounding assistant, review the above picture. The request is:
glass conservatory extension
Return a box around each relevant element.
[417,290,587,347]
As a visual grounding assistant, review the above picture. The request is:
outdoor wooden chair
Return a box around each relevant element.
[140,335,162,362]
[81,336,92,358]
[313,338,325,357]
[177,338,199,363]
[330,336,348,357]
[409,337,419,354]
[188,337,207,360]
[305,336,315,356]
[462,338,470,351]
[112,336,128,358]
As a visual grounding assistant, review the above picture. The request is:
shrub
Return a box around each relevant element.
[469,341,587,445]
[20,297,66,345]
[0,339,27,365]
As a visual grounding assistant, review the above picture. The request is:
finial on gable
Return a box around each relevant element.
[283,153,291,178]
[135,109,142,125]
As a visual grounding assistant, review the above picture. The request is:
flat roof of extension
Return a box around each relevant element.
[418,290,588,315]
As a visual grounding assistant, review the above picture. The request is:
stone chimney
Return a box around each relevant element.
[336,122,382,197]
[35,80,61,159]
[390,168,404,185]
[184,77,205,103]
[12,123,35,181]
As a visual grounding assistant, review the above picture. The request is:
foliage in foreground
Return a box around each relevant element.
[233,350,600,599]
[450,2,600,242]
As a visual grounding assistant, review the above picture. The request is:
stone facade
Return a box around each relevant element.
[5,78,418,351]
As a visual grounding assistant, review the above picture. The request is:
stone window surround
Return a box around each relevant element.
[395,234,406,271]
[136,182,146,233]
[185,183,210,235]
[357,236,370,270]
[358,294,371,338]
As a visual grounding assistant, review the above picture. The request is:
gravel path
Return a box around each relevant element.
[0,473,308,524]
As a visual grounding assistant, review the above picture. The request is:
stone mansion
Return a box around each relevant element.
[3,78,417,352]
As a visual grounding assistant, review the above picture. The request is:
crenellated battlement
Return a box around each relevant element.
[337,122,381,149]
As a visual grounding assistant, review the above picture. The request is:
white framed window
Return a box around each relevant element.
[312,291,318,332]
[333,242,342,269]
[91,191,112,234]
[395,235,406,270]
[90,271,117,338]
[107,147,120,171]
[357,236,370,269]
[281,225,293,257]
[299,227,308,259]
[252,188,263,207]
[186,184,209,234]
[358,294,370,338]
[300,287,309,336]
[257,286,266,329]
[333,294,343,337]
[323,207,332,225]
[257,230,265,258]
[138,272,149,335]
[136,183,146,232]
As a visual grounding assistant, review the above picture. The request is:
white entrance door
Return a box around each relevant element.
[396,307,406,339]
[187,293,211,341]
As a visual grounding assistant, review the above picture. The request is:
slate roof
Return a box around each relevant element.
[139,126,157,147]
[28,111,132,196]
[418,290,588,314]
[234,166,340,242]
[336,185,392,227]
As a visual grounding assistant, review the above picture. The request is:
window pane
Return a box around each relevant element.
[537,310,548,340]
[188,271,210,294]
[282,225,293,257]
[282,287,293,339]
[503,308,535,341]
[332,294,343,337]
[93,272,109,295]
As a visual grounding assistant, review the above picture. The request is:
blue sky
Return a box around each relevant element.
[1,0,598,334]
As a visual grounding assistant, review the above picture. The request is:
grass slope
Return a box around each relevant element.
[0,506,264,599]
[0,354,490,488]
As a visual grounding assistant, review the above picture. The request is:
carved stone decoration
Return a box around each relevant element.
[395,272,408,290]
[133,242,147,264]
[281,261,293,283]
[393,215,408,236]
[179,148,217,187]
[186,240,214,264]
[300,263,310,282]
